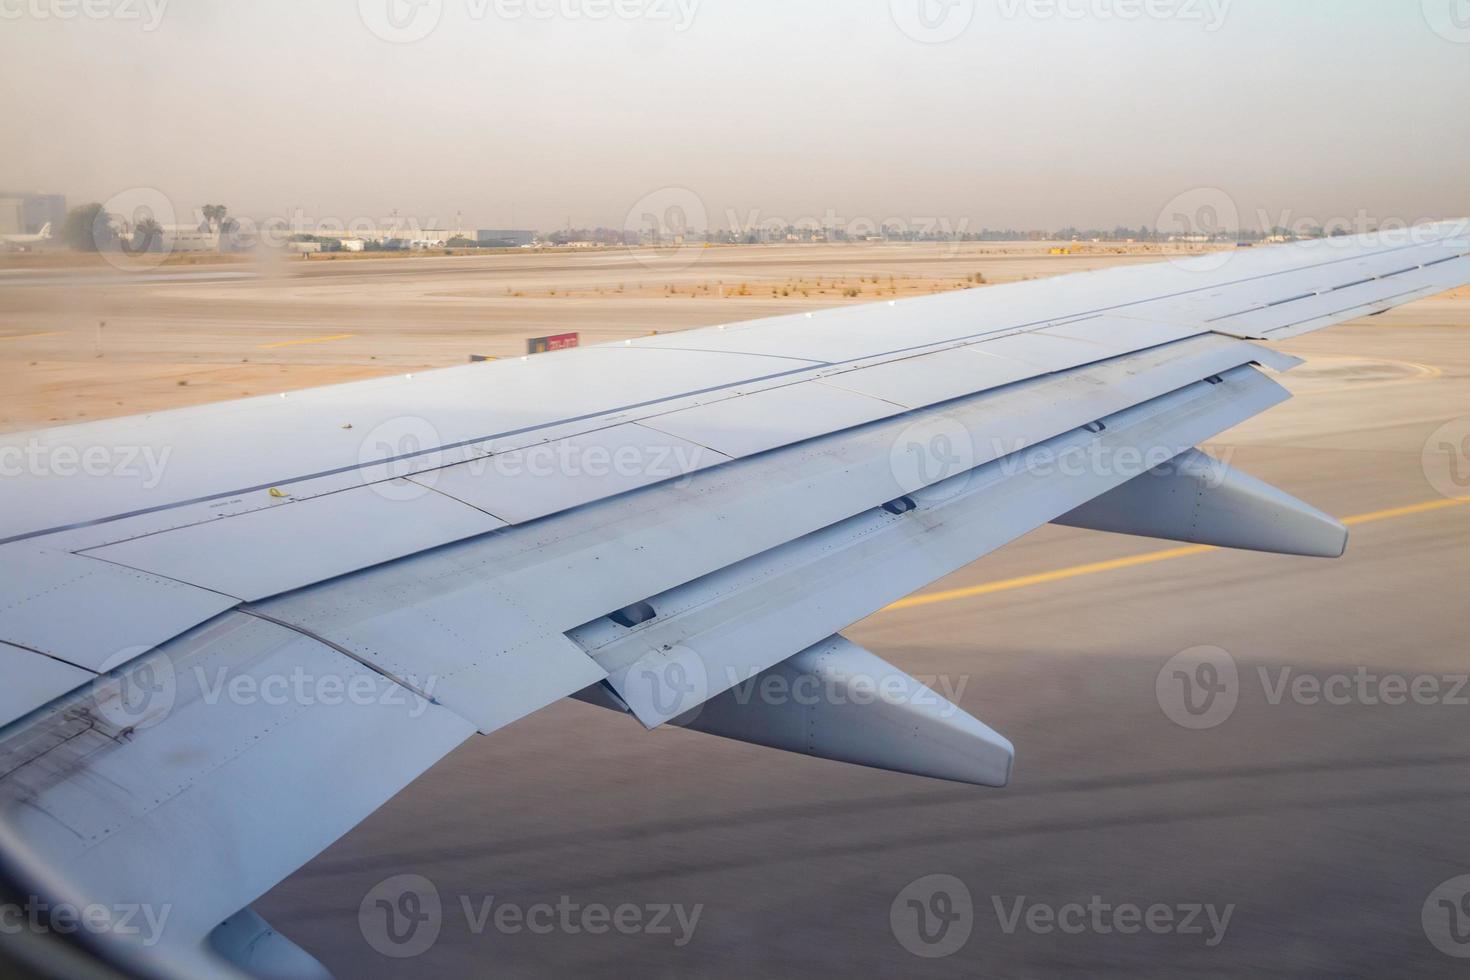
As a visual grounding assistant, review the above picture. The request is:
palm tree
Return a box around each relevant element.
[201,204,229,231]
[130,217,163,253]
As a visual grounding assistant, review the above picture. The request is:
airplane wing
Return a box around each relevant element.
[1,222,1468,977]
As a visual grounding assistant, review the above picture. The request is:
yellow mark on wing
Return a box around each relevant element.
[258,334,354,350]
[884,496,1470,613]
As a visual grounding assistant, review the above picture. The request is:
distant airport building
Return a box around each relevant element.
[309,228,455,246]
[477,229,535,247]
[0,192,66,235]
[159,226,220,252]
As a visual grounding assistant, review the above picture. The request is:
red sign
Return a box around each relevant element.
[528,333,580,354]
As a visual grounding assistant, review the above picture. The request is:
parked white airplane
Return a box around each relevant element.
[0,222,51,249]
[0,222,1467,978]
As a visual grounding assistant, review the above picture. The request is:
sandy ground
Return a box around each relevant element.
[0,242,1220,431]
[4,244,1469,977]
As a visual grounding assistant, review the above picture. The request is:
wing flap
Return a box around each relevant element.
[220,336,1271,699]
[0,613,475,977]
[576,364,1288,728]
[252,574,609,735]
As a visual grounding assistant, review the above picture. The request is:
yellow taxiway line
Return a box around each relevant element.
[884,496,1470,613]
[0,331,64,341]
[258,333,355,350]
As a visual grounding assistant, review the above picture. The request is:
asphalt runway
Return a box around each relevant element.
[248,302,1470,978]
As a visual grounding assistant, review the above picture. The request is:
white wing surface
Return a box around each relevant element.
[1,223,1467,977]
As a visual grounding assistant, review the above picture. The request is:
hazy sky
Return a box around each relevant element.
[2,0,1468,233]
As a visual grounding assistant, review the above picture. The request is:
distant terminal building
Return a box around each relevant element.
[0,192,66,235]
[161,226,221,252]
[476,229,535,248]
[117,225,220,253]
[310,228,455,247]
